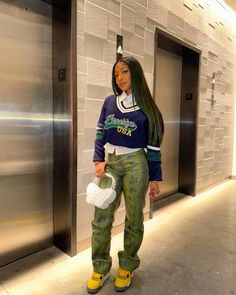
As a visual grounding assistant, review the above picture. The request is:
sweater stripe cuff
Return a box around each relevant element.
[147,151,161,161]
[147,145,160,151]
[96,130,103,140]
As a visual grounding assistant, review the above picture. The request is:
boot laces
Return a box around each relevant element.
[118,268,130,280]
[92,272,103,281]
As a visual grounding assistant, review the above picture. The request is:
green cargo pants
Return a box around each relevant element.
[91,149,149,274]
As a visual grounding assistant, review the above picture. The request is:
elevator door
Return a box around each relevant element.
[0,1,53,267]
[155,48,182,199]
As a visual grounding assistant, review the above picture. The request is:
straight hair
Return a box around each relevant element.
[112,56,164,145]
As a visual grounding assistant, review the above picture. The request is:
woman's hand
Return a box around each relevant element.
[148,181,160,200]
[95,161,108,178]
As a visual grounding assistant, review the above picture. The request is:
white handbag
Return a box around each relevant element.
[86,173,116,209]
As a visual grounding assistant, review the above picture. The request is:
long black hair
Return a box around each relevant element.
[112,56,164,145]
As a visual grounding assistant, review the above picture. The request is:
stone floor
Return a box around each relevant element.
[0,180,236,295]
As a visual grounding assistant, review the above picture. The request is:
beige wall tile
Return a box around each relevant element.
[167,11,184,36]
[135,24,145,37]
[103,40,116,64]
[144,29,154,56]
[84,98,104,128]
[88,59,107,87]
[144,54,154,74]
[106,63,113,88]
[147,0,168,28]
[77,133,85,170]
[108,30,117,42]
[77,56,87,73]
[77,0,84,12]
[130,34,144,56]
[108,0,120,15]
[168,0,184,19]
[85,34,104,61]
[77,110,85,133]
[121,29,132,52]
[87,84,111,100]
[83,128,97,150]
[135,2,147,28]
[145,72,153,94]
[77,35,85,56]
[183,23,198,45]
[122,0,136,10]
[88,0,120,15]
[77,11,84,37]
[78,96,85,110]
[77,169,94,195]
[108,12,120,33]
[121,4,135,34]
[77,195,94,242]
[77,72,87,101]
[136,0,147,8]
[84,2,108,40]
[82,150,94,174]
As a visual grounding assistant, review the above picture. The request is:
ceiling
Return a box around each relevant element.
[224,0,236,11]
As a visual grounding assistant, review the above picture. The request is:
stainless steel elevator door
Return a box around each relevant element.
[155,48,182,199]
[0,1,53,266]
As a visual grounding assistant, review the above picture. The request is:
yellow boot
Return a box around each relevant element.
[87,272,110,294]
[114,267,133,292]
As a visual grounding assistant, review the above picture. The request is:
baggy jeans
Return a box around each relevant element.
[91,149,149,274]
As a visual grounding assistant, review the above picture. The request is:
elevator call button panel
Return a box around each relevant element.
[186,93,193,100]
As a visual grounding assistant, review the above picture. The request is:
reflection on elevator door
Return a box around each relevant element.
[155,48,182,199]
[0,0,53,267]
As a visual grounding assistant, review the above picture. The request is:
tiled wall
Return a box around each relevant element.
[76,0,236,243]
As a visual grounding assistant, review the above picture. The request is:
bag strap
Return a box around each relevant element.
[105,173,116,190]
[93,173,116,189]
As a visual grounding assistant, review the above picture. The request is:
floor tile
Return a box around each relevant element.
[0,284,8,295]
[0,180,236,295]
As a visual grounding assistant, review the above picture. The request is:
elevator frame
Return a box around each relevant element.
[151,28,200,215]
[37,0,78,256]
[49,0,77,256]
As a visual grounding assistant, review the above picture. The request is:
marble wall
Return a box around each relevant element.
[76,0,236,243]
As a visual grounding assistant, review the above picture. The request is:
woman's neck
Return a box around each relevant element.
[125,90,131,95]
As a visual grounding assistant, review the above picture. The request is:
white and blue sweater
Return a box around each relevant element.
[93,94,163,181]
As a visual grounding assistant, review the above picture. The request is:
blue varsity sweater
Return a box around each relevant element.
[93,94,163,181]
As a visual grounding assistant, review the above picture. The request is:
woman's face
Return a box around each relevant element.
[114,61,131,95]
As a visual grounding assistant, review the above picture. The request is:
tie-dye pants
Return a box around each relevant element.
[91,149,149,274]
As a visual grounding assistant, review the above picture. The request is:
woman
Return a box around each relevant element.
[87,56,164,293]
